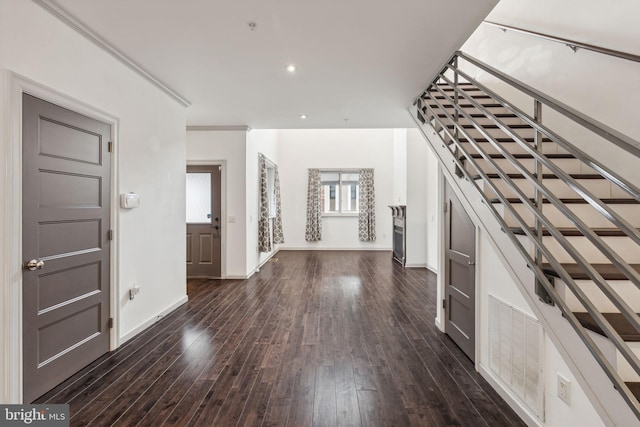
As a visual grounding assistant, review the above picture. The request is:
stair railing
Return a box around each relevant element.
[483,21,640,65]
[414,51,640,417]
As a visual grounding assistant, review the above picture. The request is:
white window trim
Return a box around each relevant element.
[319,169,360,216]
[263,157,277,220]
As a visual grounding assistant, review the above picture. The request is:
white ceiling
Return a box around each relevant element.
[49,0,497,129]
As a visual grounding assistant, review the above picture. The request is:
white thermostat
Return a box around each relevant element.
[120,192,140,209]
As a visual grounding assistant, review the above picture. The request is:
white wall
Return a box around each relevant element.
[392,129,408,205]
[461,0,640,185]
[278,129,394,250]
[188,128,418,273]
[477,231,604,426]
[405,129,428,267]
[186,129,281,278]
[246,129,280,273]
[0,0,187,402]
[186,130,248,278]
[424,142,440,272]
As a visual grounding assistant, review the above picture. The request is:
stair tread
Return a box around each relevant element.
[432,83,477,88]
[625,383,640,401]
[429,103,504,109]
[448,124,532,130]
[437,113,518,119]
[512,227,633,237]
[434,94,492,100]
[490,197,639,204]
[468,153,575,159]
[458,137,554,143]
[542,263,640,280]
[475,173,603,180]
[572,312,640,341]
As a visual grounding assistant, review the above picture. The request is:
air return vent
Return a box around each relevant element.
[489,295,545,420]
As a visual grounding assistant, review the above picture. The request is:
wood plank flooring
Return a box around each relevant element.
[36,250,525,426]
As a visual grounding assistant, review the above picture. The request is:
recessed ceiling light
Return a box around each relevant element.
[286,65,296,73]
[300,114,307,119]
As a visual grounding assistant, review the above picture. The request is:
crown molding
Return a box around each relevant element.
[32,0,191,107]
[186,125,251,132]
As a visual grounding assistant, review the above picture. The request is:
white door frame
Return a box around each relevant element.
[187,160,227,278]
[2,71,120,403]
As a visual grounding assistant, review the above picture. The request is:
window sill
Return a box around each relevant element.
[322,213,359,218]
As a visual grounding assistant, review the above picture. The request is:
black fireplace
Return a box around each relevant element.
[389,205,406,266]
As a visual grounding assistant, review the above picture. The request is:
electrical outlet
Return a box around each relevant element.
[557,374,571,405]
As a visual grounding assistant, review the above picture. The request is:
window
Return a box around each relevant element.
[320,170,359,215]
[185,172,211,223]
[266,165,276,218]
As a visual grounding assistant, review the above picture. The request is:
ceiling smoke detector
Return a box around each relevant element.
[248,22,257,31]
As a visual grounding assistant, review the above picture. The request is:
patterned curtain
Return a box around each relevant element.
[272,166,284,244]
[305,169,322,242]
[358,168,376,242]
[258,154,272,252]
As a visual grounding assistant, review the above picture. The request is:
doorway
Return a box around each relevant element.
[22,94,112,402]
[186,165,222,278]
[444,180,476,361]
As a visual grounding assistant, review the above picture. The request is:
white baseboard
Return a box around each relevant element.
[120,295,188,344]
[427,264,438,274]
[434,317,443,332]
[405,263,427,268]
[278,247,392,251]
[224,274,250,280]
[243,248,281,279]
[478,364,541,427]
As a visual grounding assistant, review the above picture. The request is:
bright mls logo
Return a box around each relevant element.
[0,405,68,427]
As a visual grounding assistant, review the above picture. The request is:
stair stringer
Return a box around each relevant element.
[411,104,640,427]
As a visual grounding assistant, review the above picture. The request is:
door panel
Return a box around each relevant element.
[445,180,476,361]
[39,171,101,207]
[199,234,213,263]
[38,117,102,163]
[186,166,221,278]
[22,94,111,403]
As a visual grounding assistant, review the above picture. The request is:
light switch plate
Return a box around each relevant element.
[557,374,571,405]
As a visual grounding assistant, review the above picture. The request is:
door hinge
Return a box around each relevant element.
[442,299,447,310]
[108,229,113,240]
[443,202,448,213]
[108,141,113,153]
[108,317,114,329]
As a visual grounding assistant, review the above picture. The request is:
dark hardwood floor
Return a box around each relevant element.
[37,250,525,426]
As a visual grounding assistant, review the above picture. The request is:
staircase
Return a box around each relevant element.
[412,51,640,423]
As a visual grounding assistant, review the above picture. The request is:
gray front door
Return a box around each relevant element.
[186,166,222,278]
[22,94,111,403]
[444,180,476,361]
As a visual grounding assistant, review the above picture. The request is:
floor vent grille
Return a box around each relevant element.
[489,295,545,421]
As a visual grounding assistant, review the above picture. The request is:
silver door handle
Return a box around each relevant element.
[468,261,475,266]
[25,259,44,271]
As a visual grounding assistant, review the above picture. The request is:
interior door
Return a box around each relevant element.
[186,166,222,278]
[444,180,476,361]
[22,94,111,403]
